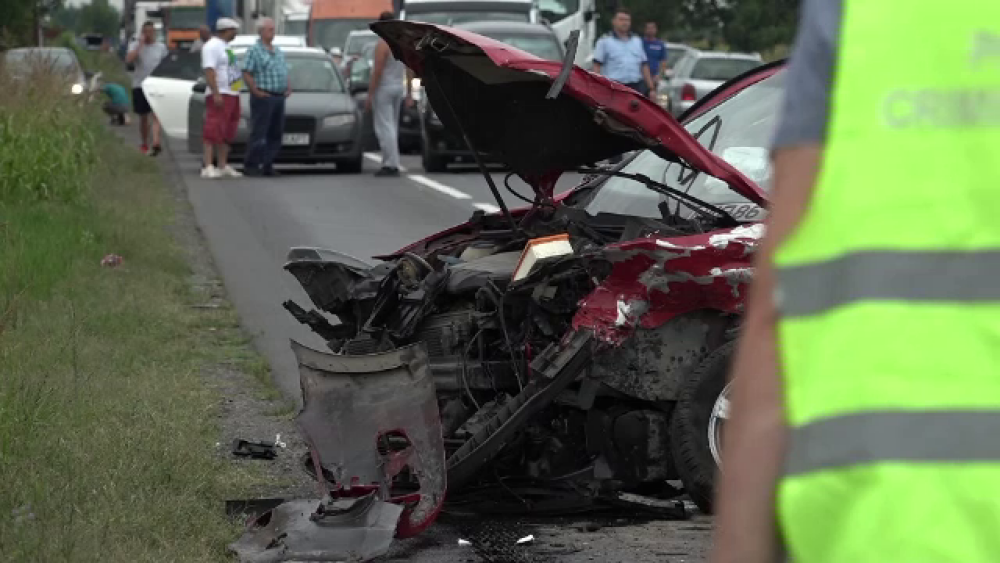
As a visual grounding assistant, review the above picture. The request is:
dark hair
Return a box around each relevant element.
[141,21,155,28]
[614,7,631,17]
[378,11,395,21]
[645,20,657,27]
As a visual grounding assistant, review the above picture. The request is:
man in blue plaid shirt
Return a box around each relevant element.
[241,17,291,177]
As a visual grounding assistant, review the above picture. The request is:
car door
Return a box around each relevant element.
[142,51,203,139]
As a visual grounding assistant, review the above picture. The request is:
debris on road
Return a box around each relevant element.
[231,439,279,460]
[229,493,403,563]
[100,253,122,267]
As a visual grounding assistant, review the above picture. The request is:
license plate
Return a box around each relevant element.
[282,133,309,146]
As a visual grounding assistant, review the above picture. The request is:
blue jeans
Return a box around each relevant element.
[244,94,286,172]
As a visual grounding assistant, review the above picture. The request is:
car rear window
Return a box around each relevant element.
[150,50,202,81]
[3,49,79,74]
[479,32,563,61]
[691,58,760,81]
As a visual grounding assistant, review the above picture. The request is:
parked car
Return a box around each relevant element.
[662,41,693,80]
[345,40,422,154]
[417,20,566,172]
[228,34,307,49]
[664,49,763,117]
[186,46,364,170]
[342,29,379,62]
[1,47,94,96]
[280,20,783,548]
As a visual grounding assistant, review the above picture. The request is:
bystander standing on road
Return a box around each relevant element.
[241,17,291,177]
[200,17,244,179]
[642,21,667,85]
[101,81,131,126]
[365,11,413,177]
[711,1,1000,562]
[190,25,211,53]
[592,8,656,98]
[126,21,168,156]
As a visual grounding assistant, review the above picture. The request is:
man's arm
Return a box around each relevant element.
[126,40,142,63]
[242,49,266,97]
[368,41,389,94]
[641,63,655,96]
[591,38,605,74]
[709,1,838,561]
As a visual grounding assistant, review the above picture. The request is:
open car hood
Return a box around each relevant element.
[371,20,766,206]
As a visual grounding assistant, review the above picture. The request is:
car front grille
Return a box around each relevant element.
[284,117,316,134]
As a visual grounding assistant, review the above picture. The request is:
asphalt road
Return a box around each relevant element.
[170,145,584,402]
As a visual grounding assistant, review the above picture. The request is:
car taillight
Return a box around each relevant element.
[681,83,696,101]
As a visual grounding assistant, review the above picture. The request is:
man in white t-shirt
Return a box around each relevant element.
[200,17,243,179]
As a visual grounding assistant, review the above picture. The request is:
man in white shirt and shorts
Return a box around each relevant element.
[200,17,243,178]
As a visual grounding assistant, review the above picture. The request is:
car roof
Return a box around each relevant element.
[233,45,330,56]
[230,35,306,47]
[456,20,555,36]
[405,0,531,3]
[346,29,376,38]
[6,46,77,56]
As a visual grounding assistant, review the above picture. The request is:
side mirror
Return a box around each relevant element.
[192,82,206,93]
[583,9,595,22]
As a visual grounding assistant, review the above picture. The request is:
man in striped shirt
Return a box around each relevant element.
[241,17,291,177]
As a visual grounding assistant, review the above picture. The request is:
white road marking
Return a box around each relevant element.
[363,152,408,172]
[473,203,501,214]
[408,174,472,200]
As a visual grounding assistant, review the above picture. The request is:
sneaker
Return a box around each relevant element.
[219,165,243,178]
[373,166,400,177]
[201,165,221,179]
[149,145,162,157]
[140,144,149,154]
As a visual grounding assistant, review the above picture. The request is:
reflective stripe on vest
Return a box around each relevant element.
[773,1,1000,560]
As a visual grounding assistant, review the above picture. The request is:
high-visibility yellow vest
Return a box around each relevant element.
[773,3,1000,561]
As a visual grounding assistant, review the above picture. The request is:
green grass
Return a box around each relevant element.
[0,55,266,561]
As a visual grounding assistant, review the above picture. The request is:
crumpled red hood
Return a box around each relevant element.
[371,20,766,205]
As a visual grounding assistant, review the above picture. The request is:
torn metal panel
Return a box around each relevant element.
[292,341,446,538]
[229,494,403,563]
[573,224,764,344]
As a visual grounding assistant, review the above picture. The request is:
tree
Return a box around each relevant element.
[0,0,64,47]
[720,0,800,52]
[77,0,120,37]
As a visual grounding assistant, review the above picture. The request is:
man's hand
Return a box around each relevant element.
[251,88,269,98]
[405,96,415,108]
[647,83,657,99]
[284,86,292,98]
[213,93,224,107]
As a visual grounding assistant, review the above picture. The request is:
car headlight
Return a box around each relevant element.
[657,93,670,107]
[71,83,84,95]
[322,113,355,128]
[409,77,422,102]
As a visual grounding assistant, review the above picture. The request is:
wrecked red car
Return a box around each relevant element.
[272,19,783,554]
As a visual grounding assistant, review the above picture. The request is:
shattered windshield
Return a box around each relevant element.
[581,69,785,222]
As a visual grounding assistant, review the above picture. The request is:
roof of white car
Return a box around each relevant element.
[405,0,531,3]
[346,30,376,37]
[229,35,307,48]
[231,45,330,58]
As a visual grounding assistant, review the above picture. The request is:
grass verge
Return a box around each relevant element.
[0,56,265,561]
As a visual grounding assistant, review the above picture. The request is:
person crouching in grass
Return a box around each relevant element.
[102,82,131,126]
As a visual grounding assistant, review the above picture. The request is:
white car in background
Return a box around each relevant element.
[141,36,307,140]
[664,50,763,117]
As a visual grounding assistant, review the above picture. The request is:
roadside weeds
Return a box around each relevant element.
[0,56,310,562]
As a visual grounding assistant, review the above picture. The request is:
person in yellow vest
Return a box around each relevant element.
[711,1,1000,562]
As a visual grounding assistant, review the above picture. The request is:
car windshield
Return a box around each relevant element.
[3,49,79,75]
[345,34,378,57]
[408,11,530,25]
[284,19,307,37]
[536,0,579,23]
[312,18,370,51]
[168,7,205,29]
[691,57,760,81]
[581,69,785,222]
[479,32,562,61]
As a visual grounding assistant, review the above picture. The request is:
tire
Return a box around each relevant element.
[669,339,736,515]
[422,146,447,173]
[336,156,363,174]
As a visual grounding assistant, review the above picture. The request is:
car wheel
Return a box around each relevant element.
[336,156,363,174]
[421,145,447,173]
[669,339,736,515]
